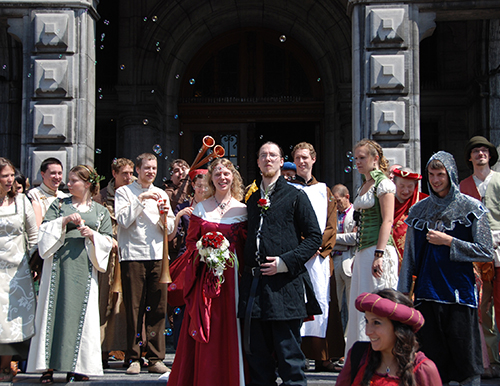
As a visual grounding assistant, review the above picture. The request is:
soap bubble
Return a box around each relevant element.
[346,151,353,158]
[96,149,102,154]
[150,331,156,337]
[175,74,180,79]
[145,306,151,311]
[344,166,352,173]
[189,78,195,85]
[179,131,184,136]
[317,77,321,82]
[174,115,178,119]
[153,144,162,156]
[100,45,104,50]
[143,17,147,22]
[152,16,158,22]
[98,88,102,92]
[104,20,110,25]
[164,328,173,336]
[101,33,105,41]
[120,64,125,70]
[259,135,263,139]
[138,341,143,346]
[279,35,286,43]
[174,307,182,315]
[143,119,149,125]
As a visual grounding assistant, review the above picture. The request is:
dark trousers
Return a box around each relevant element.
[246,318,306,386]
[121,260,167,363]
[417,300,483,383]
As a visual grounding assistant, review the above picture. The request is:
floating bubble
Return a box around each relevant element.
[151,89,155,93]
[146,306,151,311]
[98,88,102,92]
[143,119,149,125]
[96,149,102,154]
[179,131,183,136]
[348,155,354,162]
[150,331,156,337]
[164,328,173,336]
[99,95,103,99]
[174,307,182,315]
[59,54,63,58]
[279,35,286,43]
[164,155,168,160]
[236,165,240,170]
[317,77,321,82]
[2,65,6,70]
[143,17,148,22]
[353,165,358,170]
[27,73,31,78]
[120,64,125,70]
[136,333,141,338]
[104,20,110,25]
[156,47,161,52]
[101,33,105,41]
[171,150,174,154]
[285,156,288,160]
[138,341,143,346]
[346,151,353,158]
[100,45,104,50]
[153,144,162,155]
[344,166,352,173]
[289,145,293,149]
[162,177,168,183]
[189,78,195,85]
[156,42,160,47]
[174,114,179,119]
[152,16,158,22]
[112,158,118,165]
[175,74,180,79]
[94,61,97,66]
[190,330,196,337]
[259,135,263,139]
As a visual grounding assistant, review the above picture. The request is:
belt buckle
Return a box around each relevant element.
[251,267,259,276]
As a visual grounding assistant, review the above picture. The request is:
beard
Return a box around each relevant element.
[262,169,278,179]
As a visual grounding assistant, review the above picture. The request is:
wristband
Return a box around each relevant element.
[374,249,384,258]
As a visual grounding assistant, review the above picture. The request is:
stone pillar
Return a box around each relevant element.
[349,1,435,174]
[1,1,99,184]
[490,19,500,172]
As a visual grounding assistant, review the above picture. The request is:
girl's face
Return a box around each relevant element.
[212,165,233,194]
[365,311,397,356]
[67,171,91,198]
[0,166,15,196]
[13,181,24,194]
[192,178,208,198]
[354,145,378,175]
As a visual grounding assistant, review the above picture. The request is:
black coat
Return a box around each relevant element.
[238,176,323,320]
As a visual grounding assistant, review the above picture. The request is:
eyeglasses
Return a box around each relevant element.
[471,147,489,154]
[258,153,280,160]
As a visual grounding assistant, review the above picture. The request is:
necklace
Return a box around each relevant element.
[214,196,231,215]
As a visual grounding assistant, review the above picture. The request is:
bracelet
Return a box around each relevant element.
[374,249,384,258]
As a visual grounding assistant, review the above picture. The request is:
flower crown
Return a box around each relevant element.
[80,165,105,185]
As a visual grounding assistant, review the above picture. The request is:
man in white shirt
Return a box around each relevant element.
[115,153,175,375]
[27,157,69,225]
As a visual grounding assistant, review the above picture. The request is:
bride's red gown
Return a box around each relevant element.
[167,208,247,386]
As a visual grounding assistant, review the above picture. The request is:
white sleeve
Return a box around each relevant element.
[38,217,66,259]
[85,232,113,273]
[115,187,145,229]
[377,178,396,196]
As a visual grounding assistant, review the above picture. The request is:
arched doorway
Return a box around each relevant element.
[177,28,324,184]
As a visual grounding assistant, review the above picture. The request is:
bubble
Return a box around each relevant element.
[98,88,102,92]
[179,131,184,136]
[104,20,110,25]
[153,144,162,156]
[138,341,143,346]
[164,155,169,160]
[136,333,141,338]
[152,16,158,22]
[289,145,293,149]
[94,61,97,66]
[279,35,287,43]
[112,158,118,165]
[143,17,148,22]
[346,151,353,158]
[174,114,179,119]
[120,64,125,70]
[100,45,104,50]
[143,119,149,125]
[174,307,182,315]
[146,306,151,311]
[317,77,321,82]
[171,150,174,154]
[236,165,240,170]
[27,73,31,78]
[101,33,105,41]
[348,155,354,162]
[164,328,173,336]
[344,166,352,173]
[189,78,195,85]
[2,65,6,70]
[191,330,197,337]
[96,148,102,154]
[156,47,161,52]
[353,165,358,170]
[259,135,263,139]
[175,74,180,79]
[285,156,288,160]
[150,331,156,337]
[162,177,168,183]
[59,54,63,58]
[156,42,160,47]
[151,89,155,93]
[99,95,103,100]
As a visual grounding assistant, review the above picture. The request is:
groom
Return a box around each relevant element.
[239,141,322,386]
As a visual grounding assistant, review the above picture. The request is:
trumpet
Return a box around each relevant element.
[158,199,172,284]
[190,136,215,170]
[191,145,225,170]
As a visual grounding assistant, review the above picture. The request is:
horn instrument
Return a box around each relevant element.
[159,202,172,284]
[190,136,215,170]
[191,145,225,170]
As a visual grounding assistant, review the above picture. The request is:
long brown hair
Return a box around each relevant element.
[70,165,100,197]
[355,139,389,174]
[206,158,244,201]
[0,158,17,198]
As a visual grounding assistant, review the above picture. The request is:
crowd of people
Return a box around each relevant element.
[0,135,498,386]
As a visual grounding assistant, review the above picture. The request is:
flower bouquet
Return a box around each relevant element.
[196,231,237,284]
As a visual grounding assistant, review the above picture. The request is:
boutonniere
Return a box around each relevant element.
[257,197,270,213]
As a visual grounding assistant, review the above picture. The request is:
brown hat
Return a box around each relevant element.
[464,136,499,170]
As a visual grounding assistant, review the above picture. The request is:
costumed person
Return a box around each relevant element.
[0,158,38,382]
[167,158,247,386]
[460,136,500,379]
[13,168,30,194]
[399,151,494,386]
[93,158,135,368]
[27,165,113,383]
[336,289,442,386]
[345,139,399,357]
[167,169,208,349]
[290,142,342,372]
[281,161,296,181]
[392,167,427,271]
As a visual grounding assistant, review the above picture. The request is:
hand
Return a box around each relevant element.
[426,230,453,246]
[157,199,169,215]
[372,256,383,279]
[78,225,94,242]
[178,206,194,218]
[138,191,161,202]
[62,213,82,227]
[111,238,118,254]
[260,256,279,276]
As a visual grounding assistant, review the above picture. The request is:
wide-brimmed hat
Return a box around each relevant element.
[464,136,499,170]
[355,292,425,332]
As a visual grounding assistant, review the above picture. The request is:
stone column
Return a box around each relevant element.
[349,1,435,174]
[1,1,98,184]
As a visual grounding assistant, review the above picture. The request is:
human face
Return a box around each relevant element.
[354,146,378,176]
[469,146,491,168]
[41,163,63,191]
[333,193,350,213]
[0,166,15,196]
[136,159,157,187]
[192,177,208,199]
[293,148,316,179]
[257,144,283,179]
[395,178,417,203]
[112,165,134,189]
[67,171,91,199]
[13,181,23,193]
[365,311,397,356]
[282,169,296,181]
[211,165,233,194]
[171,162,189,186]
[428,167,450,198]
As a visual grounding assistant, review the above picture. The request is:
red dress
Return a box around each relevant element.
[167,205,247,386]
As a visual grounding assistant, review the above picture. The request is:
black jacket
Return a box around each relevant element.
[238,176,322,320]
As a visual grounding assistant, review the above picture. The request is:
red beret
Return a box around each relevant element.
[355,292,425,332]
[188,169,208,181]
[392,168,422,180]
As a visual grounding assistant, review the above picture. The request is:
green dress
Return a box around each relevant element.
[27,197,112,375]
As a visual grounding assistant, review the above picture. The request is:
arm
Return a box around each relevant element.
[336,232,357,246]
[398,226,416,294]
[161,193,176,235]
[84,208,113,272]
[23,195,38,249]
[114,186,145,229]
[168,205,194,241]
[372,191,395,277]
[414,355,442,386]
[449,214,493,262]
[31,200,43,228]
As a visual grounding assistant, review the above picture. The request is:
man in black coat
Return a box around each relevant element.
[239,141,322,386]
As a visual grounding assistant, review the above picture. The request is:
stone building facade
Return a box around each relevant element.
[1,0,500,187]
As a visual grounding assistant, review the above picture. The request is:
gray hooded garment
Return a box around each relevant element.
[398,151,493,306]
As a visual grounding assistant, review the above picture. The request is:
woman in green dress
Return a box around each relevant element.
[27,165,113,384]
